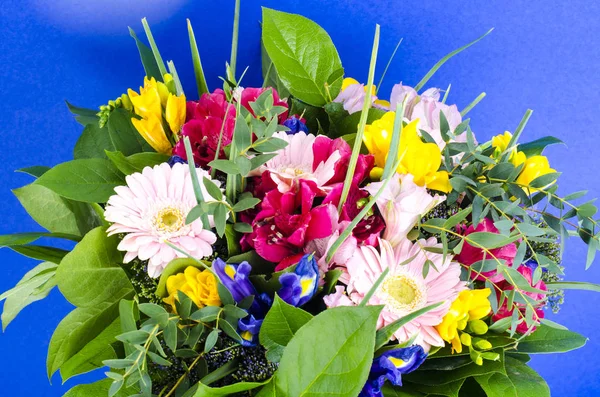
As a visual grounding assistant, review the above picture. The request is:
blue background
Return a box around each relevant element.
[1,0,599,395]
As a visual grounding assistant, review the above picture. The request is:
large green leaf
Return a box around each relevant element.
[46,289,133,379]
[36,159,125,203]
[16,165,50,178]
[129,27,162,81]
[0,262,57,330]
[192,380,271,396]
[74,122,115,159]
[259,295,313,362]
[107,108,153,156]
[13,184,101,236]
[516,324,587,353]
[403,380,465,397]
[56,227,132,308]
[261,40,290,98]
[59,319,120,382]
[272,305,381,396]
[262,8,343,106]
[475,356,550,397]
[381,385,423,396]
[9,245,68,263]
[0,232,79,247]
[66,101,100,126]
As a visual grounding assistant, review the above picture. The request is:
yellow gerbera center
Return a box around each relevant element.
[380,274,424,312]
[154,207,185,233]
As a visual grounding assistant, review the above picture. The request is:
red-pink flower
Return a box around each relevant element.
[312,135,374,186]
[247,179,337,264]
[455,218,518,282]
[240,87,289,123]
[173,89,235,167]
[492,265,547,334]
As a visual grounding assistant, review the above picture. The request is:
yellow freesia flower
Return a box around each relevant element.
[163,266,221,312]
[491,131,526,166]
[363,111,452,192]
[516,155,556,192]
[128,77,163,119]
[131,113,172,154]
[341,77,377,96]
[165,93,186,134]
[436,289,491,354]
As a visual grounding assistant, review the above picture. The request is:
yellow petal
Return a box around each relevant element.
[426,171,452,193]
[341,77,360,91]
[131,114,172,154]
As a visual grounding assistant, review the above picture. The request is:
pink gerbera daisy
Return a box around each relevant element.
[104,163,220,278]
[324,237,465,350]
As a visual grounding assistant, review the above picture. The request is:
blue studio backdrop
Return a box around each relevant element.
[1,0,599,395]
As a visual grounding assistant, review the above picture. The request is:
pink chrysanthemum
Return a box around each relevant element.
[259,131,341,193]
[324,237,465,350]
[105,163,220,278]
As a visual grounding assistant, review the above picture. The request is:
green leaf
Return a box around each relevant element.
[59,319,120,382]
[107,108,153,156]
[0,232,78,247]
[63,378,138,397]
[262,39,290,98]
[253,137,289,153]
[208,159,241,175]
[73,122,114,160]
[546,281,600,292]
[141,18,168,78]
[156,258,204,297]
[47,289,133,379]
[0,262,57,330]
[187,19,209,96]
[105,151,170,175]
[233,112,252,152]
[56,227,133,307]
[273,305,381,396]
[516,324,587,353]
[232,197,261,212]
[262,8,343,106]
[13,184,100,236]
[466,232,519,249]
[259,295,313,362]
[203,177,223,201]
[475,356,550,397]
[128,27,162,81]
[65,101,100,126]
[36,159,125,203]
[16,165,50,178]
[414,29,493,91]
[9,245,68,263]
[192,379,271,397]
[518,136,565,157]
[529,172,561,189]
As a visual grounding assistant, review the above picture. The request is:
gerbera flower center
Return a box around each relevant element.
[380,274,425,313]
[154,207,185,233]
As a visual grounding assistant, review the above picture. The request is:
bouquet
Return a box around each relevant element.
[2,4,599,397]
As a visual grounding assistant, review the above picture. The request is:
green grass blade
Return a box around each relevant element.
[141,18,168,78]
[381,101,405,180]
[376,38,403,94]
[461,92,486,117]
[442,83,451,104]
[228,0,241,82]
[167,61,184,96]
[337,24,380,215]
[187,19,209,96]
[506,109,533,152]
[359,268,390,307]
[414,28,493,92]
[183,137,210,229]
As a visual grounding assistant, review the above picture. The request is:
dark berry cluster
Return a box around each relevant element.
[419,201,461,239]
[205,337,278,390]
[149,338,202,395]
[125,258,162,304]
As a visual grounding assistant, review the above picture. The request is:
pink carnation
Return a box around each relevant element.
[455,218,518,282]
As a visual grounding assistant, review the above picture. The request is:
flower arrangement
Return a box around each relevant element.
[2,3,600,397]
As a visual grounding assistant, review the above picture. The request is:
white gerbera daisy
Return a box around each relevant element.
[104,162,220,277]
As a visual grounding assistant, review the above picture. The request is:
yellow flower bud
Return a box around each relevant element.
[165,93,186,134]
[163,266,221,313]
[475,355,483,366]
[491,131,512,153]
[474,339,493,350]
[460,333,472,346]
[131,113,172,155]
[468,319,489,335]
[120,93,133,111]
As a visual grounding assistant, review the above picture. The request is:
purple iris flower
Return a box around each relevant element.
[359,345,427,397]
[238,315,263,347]
[282,115,308,135]
[167,155,187,167]
[278,254,319,307]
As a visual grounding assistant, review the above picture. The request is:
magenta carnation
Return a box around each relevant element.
[455,218,518,282]
[312,135,374,186]
[173,89,236,167]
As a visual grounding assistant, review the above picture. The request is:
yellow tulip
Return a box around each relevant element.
[364,111,452,192]
[165,93,186,134]
[163,266,221,312]
[516,155,556,192]
[131,113,172,155]
[436,289,491,354]
[128,77,162,119]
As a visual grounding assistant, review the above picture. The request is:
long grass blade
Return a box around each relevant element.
[228,0,241,82]
[141,18,168,78]
[359,268,390,307]
[167,61,184,96]
[414,28,493,92]
[183,137,210,229]
[337,24,380,215]
[506,109,533,152]
[461,92,486,117]
[442,83,451,104]
[376,38,403,94]
[187,19,209,96]
[381,100,405,180]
